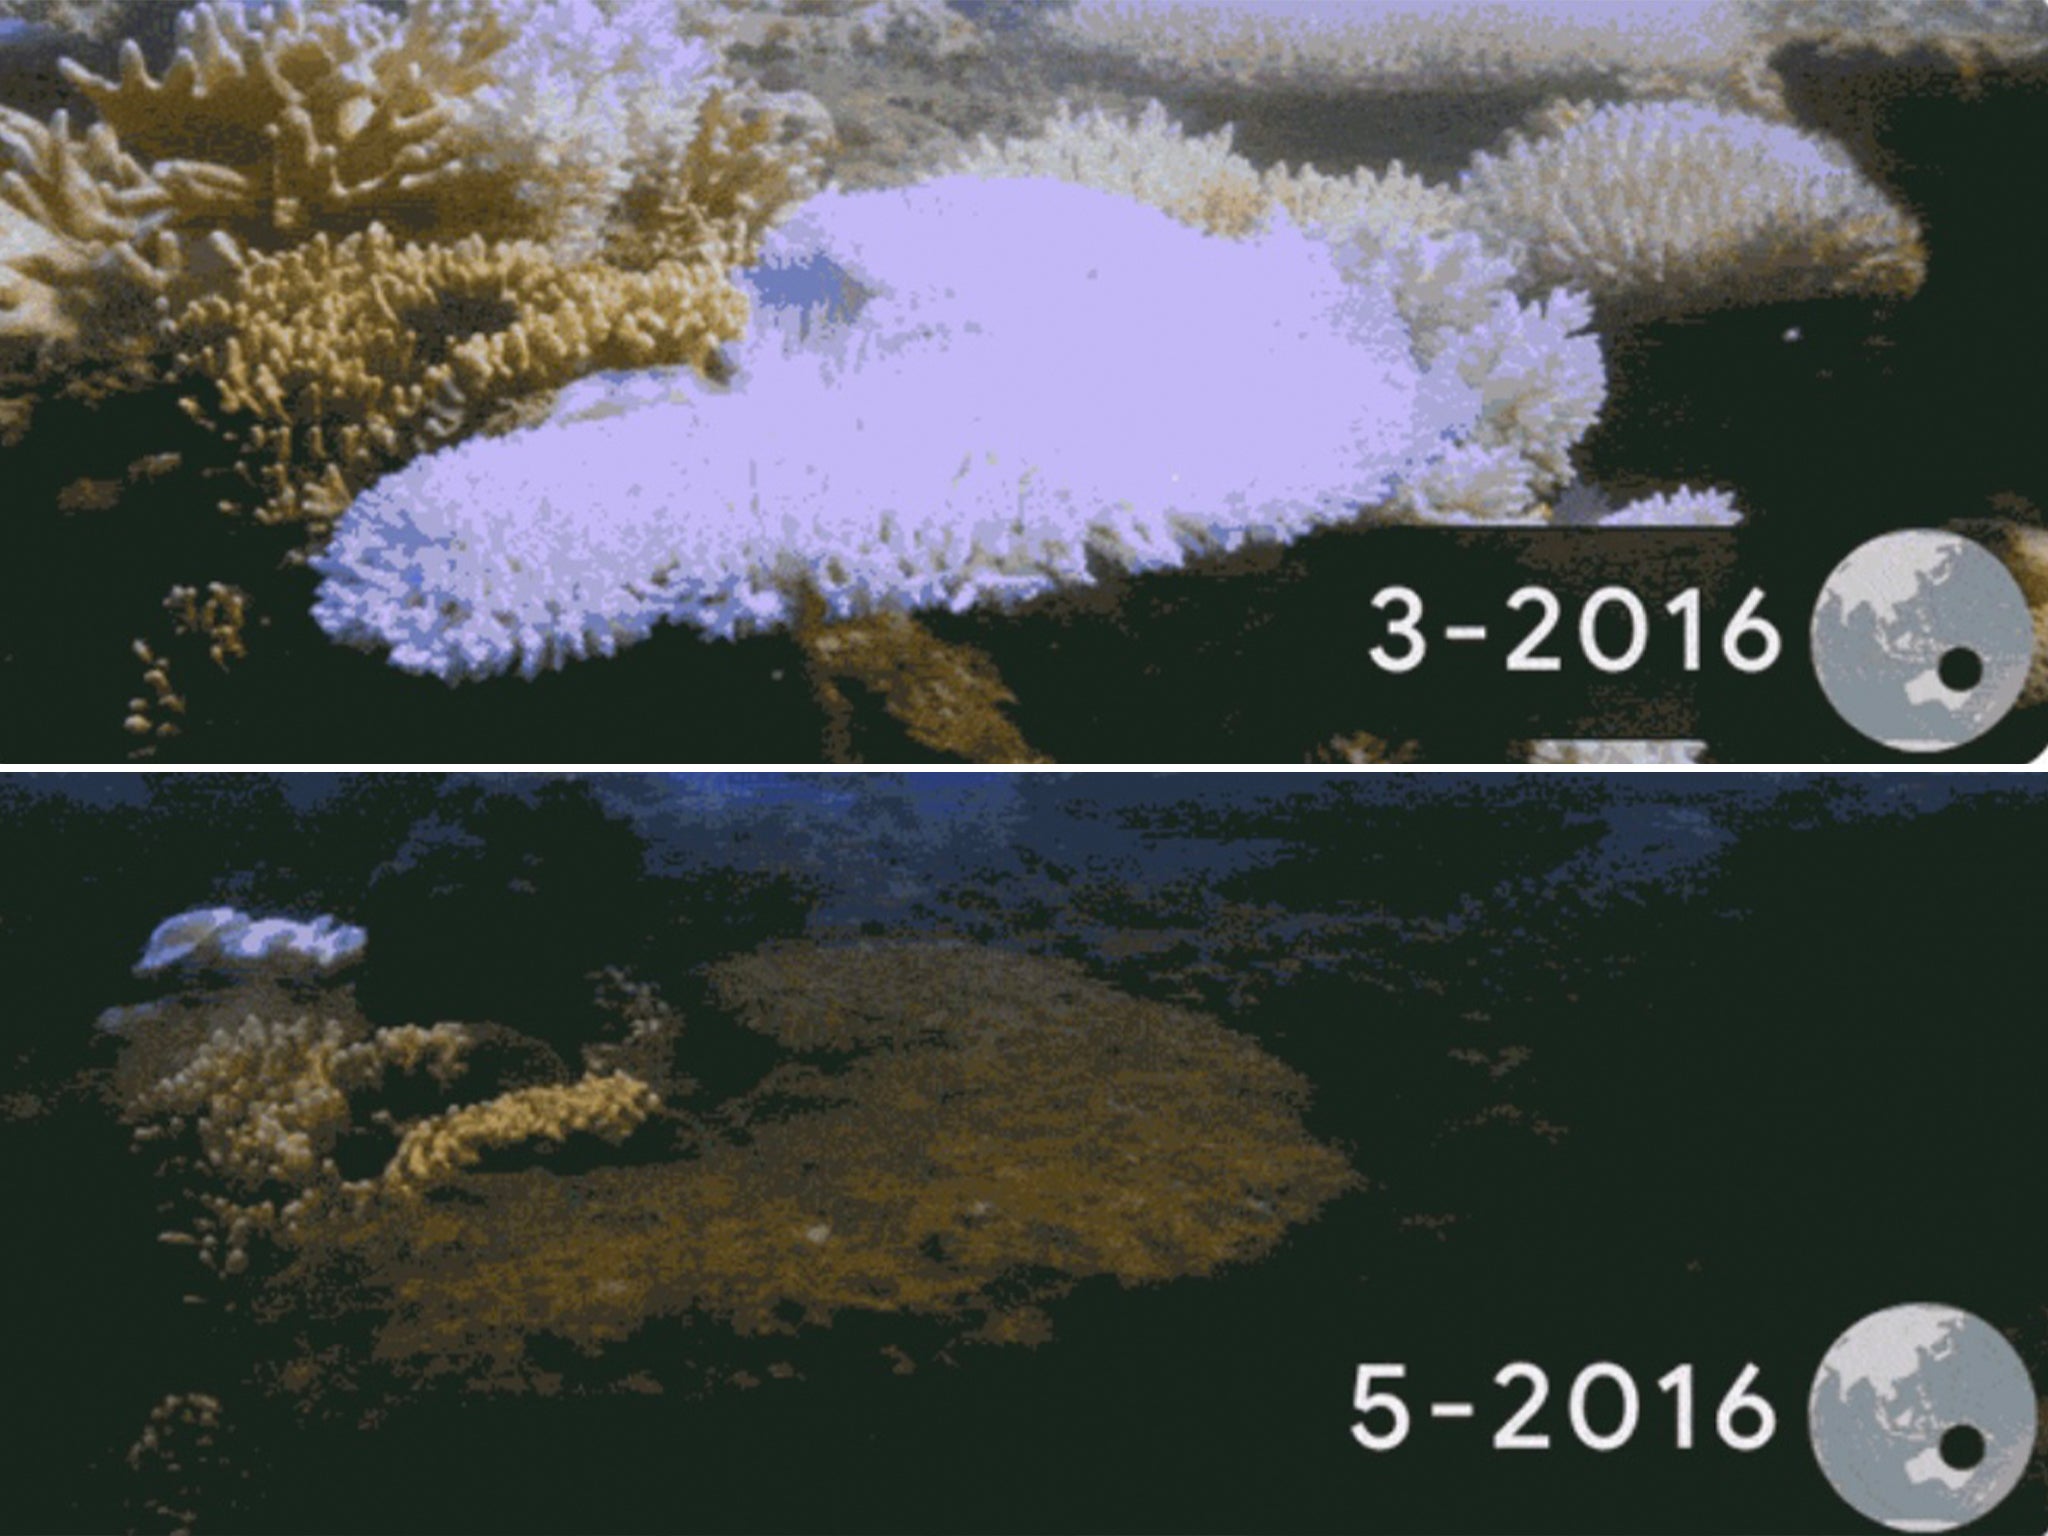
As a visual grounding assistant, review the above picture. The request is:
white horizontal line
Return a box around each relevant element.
[1442,626,1489,642]
[1430,1402,1475,1419]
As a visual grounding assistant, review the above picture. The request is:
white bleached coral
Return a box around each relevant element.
[1054,0,1766,101]
[135,906,367,978]
[311,172,1605,680]
[1593,486,1744,527]
[1457,98,1926,323]
[1524,738,1709,764]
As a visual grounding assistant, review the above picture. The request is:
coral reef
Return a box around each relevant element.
[172,224,750,523]
[1457,99,1926,324]
[309,169,1603,680]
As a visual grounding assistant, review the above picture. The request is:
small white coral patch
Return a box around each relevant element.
[136,906,367,978]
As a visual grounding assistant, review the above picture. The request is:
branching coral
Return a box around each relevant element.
[383,1071,661,1194]
[2,0,819,373]
[173,223,749,522]
[118,990,473,1282]
[1456,98,1926,324]
[309,168,1604,680]
[0,104,192,368]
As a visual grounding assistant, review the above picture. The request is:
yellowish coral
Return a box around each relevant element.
[384,1071,661,1194]
[602,83,830,270]
[0,105,190,368]
[956,100,1459,246]
[172,224,749,522]
[1977,520,2048,710]
[797,604,1050,764]
[122,1005,475,1276]
[61,1,511,245]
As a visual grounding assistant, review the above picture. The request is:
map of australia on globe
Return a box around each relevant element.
[1807,1303,2038,1532]
[1810,531,2032,752]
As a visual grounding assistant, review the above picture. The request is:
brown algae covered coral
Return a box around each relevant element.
[268,940,1355,1393]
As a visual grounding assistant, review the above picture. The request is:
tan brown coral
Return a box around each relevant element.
[797,601,1050,765]
[604,83,832,271]
[0,104,190,368]
[60,0,511,246]
[172,224,750,523]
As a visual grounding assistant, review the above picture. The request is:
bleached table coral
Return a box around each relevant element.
[311,171,1607,681]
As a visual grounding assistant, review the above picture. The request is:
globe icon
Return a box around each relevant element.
[1808,1303,2038,1531]
[1810,531,2033,753]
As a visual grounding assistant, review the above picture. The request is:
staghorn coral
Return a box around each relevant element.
[1456,98,1926,324]
[290,940,1355,1390]
[383,1071,661,1194]
[172,223,749,523]
[310,171,1604,680]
